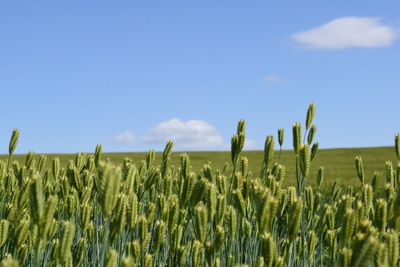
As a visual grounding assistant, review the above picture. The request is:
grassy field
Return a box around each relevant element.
[2,146,397,189]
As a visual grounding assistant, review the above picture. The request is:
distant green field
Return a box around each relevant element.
[2,146,397,189]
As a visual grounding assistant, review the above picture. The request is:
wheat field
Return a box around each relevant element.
[0,103,399,266]
[1,146,396,190]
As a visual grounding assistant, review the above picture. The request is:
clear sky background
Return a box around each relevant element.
[1,1,400,153]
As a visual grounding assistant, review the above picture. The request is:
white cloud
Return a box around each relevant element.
[264,74,284,84]
[110,131,135,144]
[143,119,224,150]
[292,17,398,49]
[244,139,258,150]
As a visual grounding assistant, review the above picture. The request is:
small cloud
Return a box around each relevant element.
[143,119,224,150]
[110,131,135,144]
[244,139,258,150]
[264,74,284,84]
[292,17,398,49]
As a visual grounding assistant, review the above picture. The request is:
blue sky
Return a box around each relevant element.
[1,1,400,153]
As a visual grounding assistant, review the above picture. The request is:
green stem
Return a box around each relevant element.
[228,160,238,204]
[6,154,11,172]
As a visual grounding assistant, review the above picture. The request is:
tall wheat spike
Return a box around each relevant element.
[0,220,10,248]
[104,248,118,267]
[264,136,274,172]
[97,162,121,217]
[8,129,19,156]
[288,199,302,242]
[355,156,365,185]
[261,232,277,267]
[30,174,45,224]
[278,128,284,147]
[58,221,75,264]
[299,144,311,179]
[395,133,400,160]
[307,125,316,145]
[292,123,302,154]
[194,203,208,243]
[306,102,316,130]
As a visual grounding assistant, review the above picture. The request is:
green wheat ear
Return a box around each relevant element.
[162,140,174,161]
[232,120,246,163]
[310,142,319,161]
[362,184,373,215]
[30,174,44,224]
[207,183,217,219]
[376,242,388,267]
[306,102,316,130]
[238,131,246,152]
[58,221,75,264]
[152,220,166,252]
[146,149,156,169]
[232,190,246,216]
[192,240,202,267]
[0,219,10,248]
[94,144,102,166]
[261,232,277,267]
[9,128,19,156]
[237,119,246,134]
[41,195,58,240]
[213,257,220,267]
[25,151,35,169]
[52,158,60,180]
[307,125,317,145]
[387,231,399,267]
[340,209,356,246]
[121,256,135,267]
[214,225,225,252]
[288,199,302,242]
[340,248,352,267]
[80,202,92,232]
[264,136,274,172]
[395,133,400,160]
[317,166,324,186]
[176,245,188,267]
[194,203,208,243]
[299,144,311,179]
[1,254,19,267]
[76,238,87,266]
[97,162,122,217]
[351,235,380,267]
[161,140,174,178]
[278,128,284,147]
[104,248,118,267]
[258,196,277,233]
[292,123,302,154]
[227,206,237,238]
[307,231,318,264]
[16,219,29,247]
[144,253,153,267]
[240,157,248,177]
[376,199,388,233]
[256,257,265,267]
[129,193,138,230]
[370,171,380,191]
[110,193,128,241]
[215,194,226,226]
[386,161,394,186]
[36,155,46,174]
[355,156,365,185]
